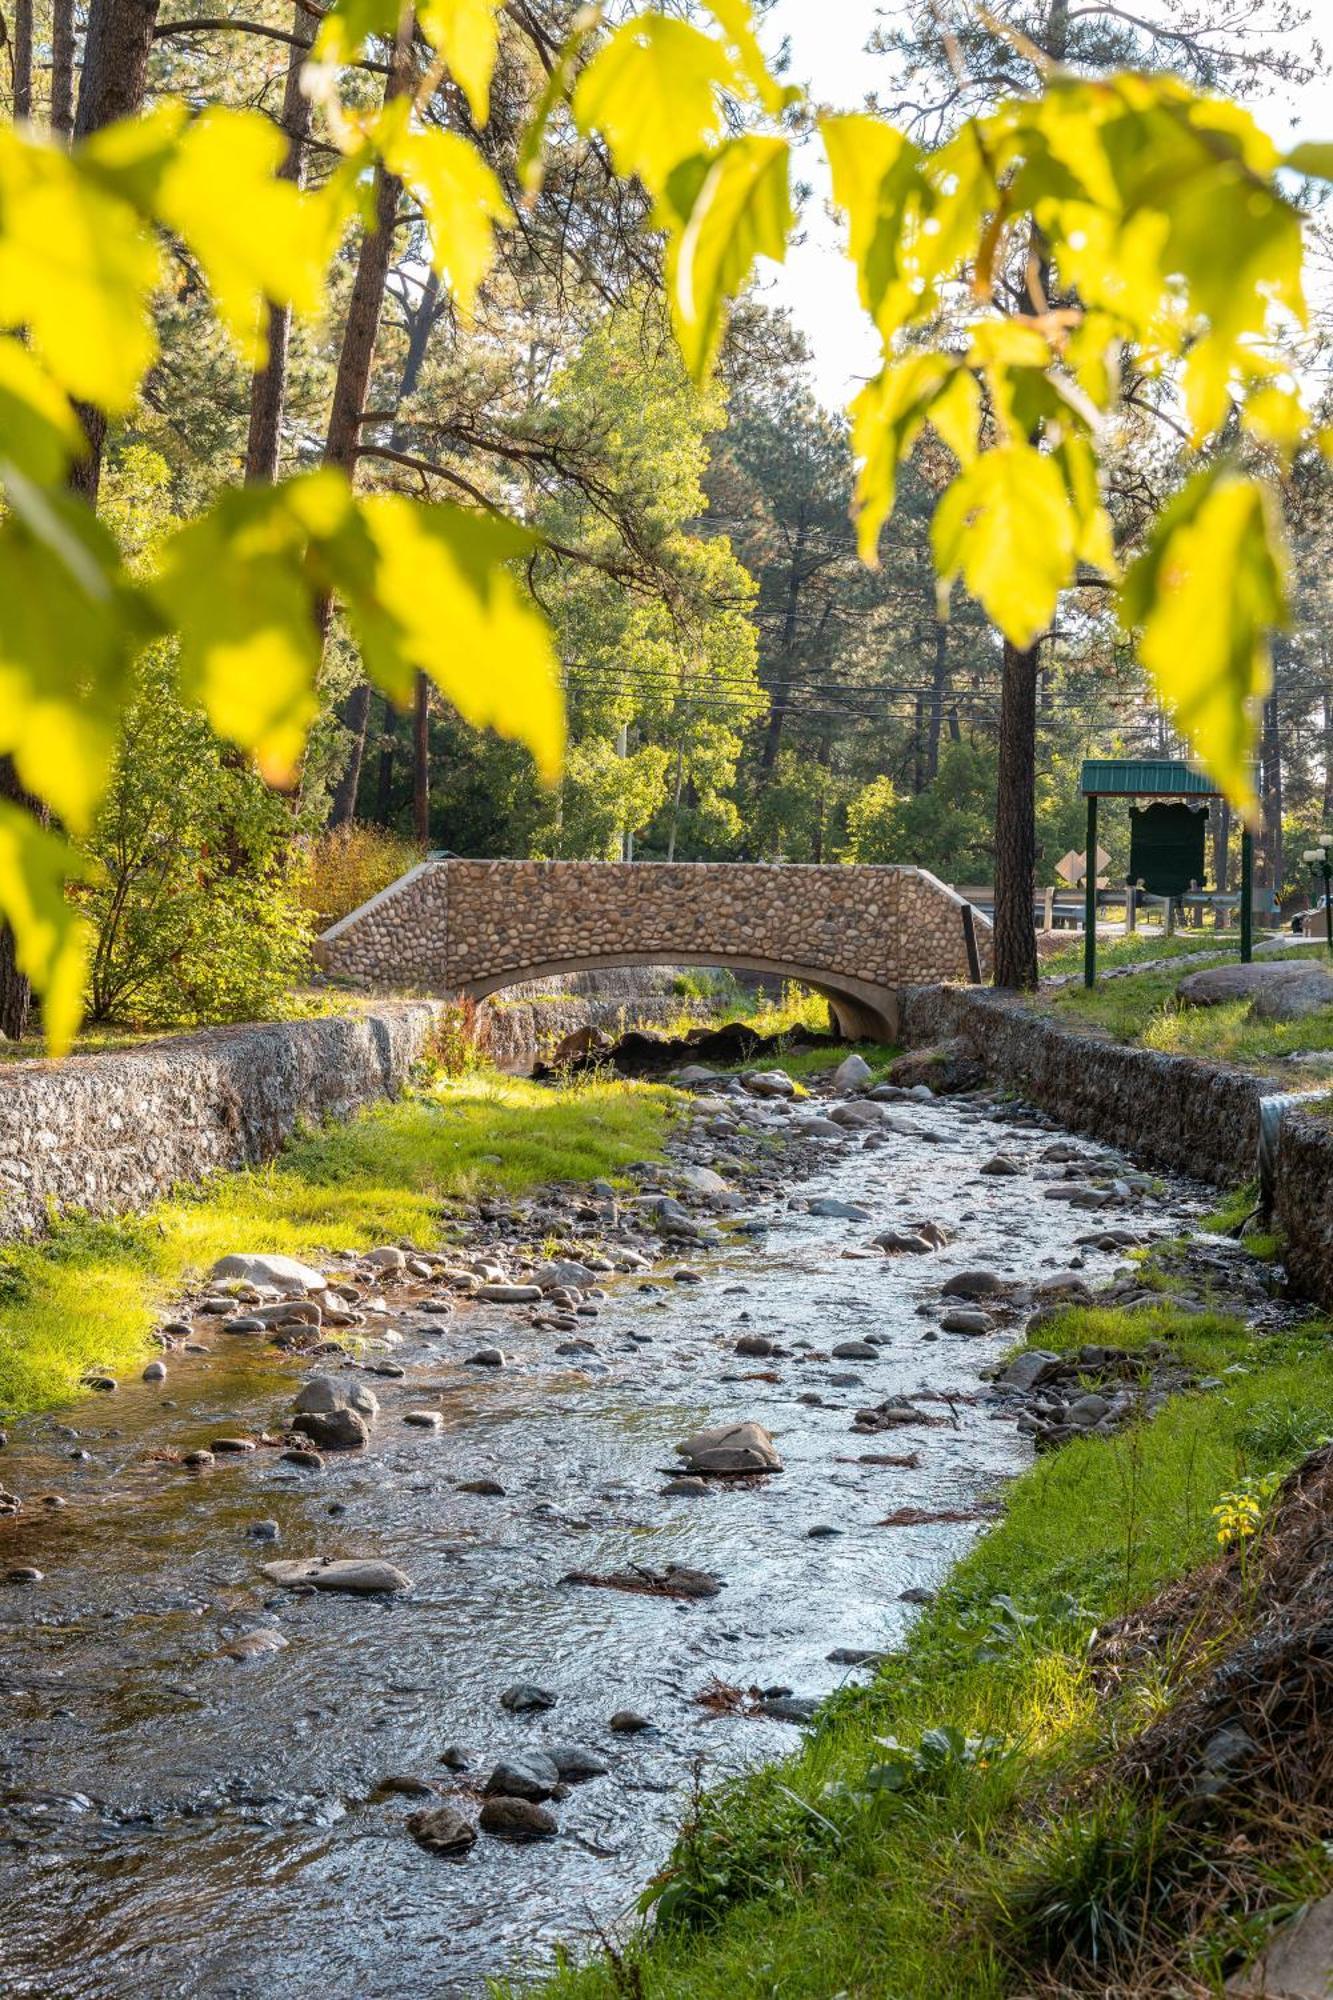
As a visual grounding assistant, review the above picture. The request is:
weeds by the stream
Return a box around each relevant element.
[0,1070,673,1418]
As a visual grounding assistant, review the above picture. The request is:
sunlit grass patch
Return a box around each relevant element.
[0,1070,674,1420]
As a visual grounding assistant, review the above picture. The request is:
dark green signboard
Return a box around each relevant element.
[1128,801,1209,896]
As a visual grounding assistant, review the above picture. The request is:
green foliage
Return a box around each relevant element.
[81,655,313,1028]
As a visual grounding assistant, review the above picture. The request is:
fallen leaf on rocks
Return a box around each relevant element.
[560,1563,721,1600]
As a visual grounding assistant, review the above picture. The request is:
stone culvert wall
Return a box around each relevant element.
[0,1003,446,1243]
[900,985,1333,1311]
[316,859,992,1038]
[899,986,1274,1185]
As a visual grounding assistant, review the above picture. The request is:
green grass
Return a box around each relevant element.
[1038,944,1333,1071]
[1040,929,1255,979]
[507,1303,1333,2000]
[0,1070,673,1420]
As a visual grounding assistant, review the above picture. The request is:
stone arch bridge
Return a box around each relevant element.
[315,860,991,1039]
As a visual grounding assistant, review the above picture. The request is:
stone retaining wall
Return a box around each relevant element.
[0,1003,447,1243]
[900,984,1333,1310]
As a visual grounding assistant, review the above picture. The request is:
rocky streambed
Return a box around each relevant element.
[0,1062,1247,1997]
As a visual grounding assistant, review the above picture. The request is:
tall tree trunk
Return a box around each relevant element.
[67,0,162,500]
[0,758,45,1041]
[50,0,74,132]
[926,621,947,782]
[325,42,418,828]
[993,639,1039,989]
[412,674,430,843]
[1213,795,1231,896]
[911,690,925,794]
[988,0,1065,993]
[1322,670,1333,833]
[13,0,33,117]
[1260,687,1283,897]
[374,699,399,824]
[244,0,316,484]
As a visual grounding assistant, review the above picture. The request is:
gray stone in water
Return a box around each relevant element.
[660,1476,710,1497]
[999,1349,1063,1392]
[532,1259,597,1291]
[832,1052,874,1091]
[408,1803,477,1855]
[292,1408,370,1452]
[293,1374,379,1420]
[209,1253,327,1293]
[734,1335,776,1357]
[807,1197,873,1221]
[759,1694,820,1724]
[941,1270,1008,1299]
[608,1709,652,1732]
[940,1309,994,1335]
[363,1246,407,1270]
[874,1228,934,1255]
[261,1557,412,1594]
[546,1744,610,1780]
[676,1421,782,1475]
[500,1683,557,1713]
[831,1340,877,1361]
[142,1359,168,1382]
[979,1155,1022,1176]
[467,1348,507,1368]
[476,1284,543,1304]
[479,1796,557,1841]
[403,1410,444,1430]
[484,1754,561,1802]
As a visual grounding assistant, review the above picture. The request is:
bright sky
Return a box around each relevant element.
[763,0,1331,410]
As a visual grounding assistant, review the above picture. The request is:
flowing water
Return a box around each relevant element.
[0,1092,1215,1998]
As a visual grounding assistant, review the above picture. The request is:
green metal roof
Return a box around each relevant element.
[1079,758,1219,798]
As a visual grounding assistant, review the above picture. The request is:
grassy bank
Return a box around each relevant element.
[1038,942,1333,1071]
[513,1287,1333,2000]
[0,1071,673,1420]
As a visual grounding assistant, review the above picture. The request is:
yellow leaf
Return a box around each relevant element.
[850,352,958,562]
[931,444,1078,647]
[418,0,504,123]
[822,113,927,341]
[151,487,326,784]
[0,500,140,832]
[355,495,565,783]
[1119,468,1286,818]
[1241,381,1308,458]
[928,368,981,468]
[0,338,84,483]
[155,110,338,363]
[0,801,94,1056]
[702,0,787,114]
[661,134,790,381]
[377,113,511,315]
[573,14,735,192]
[1284,140,1333,180]
[0,127,159,411]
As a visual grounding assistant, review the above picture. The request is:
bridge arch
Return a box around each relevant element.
[315,859,990,1036]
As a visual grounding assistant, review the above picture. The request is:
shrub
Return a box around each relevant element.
[81,660,313,1028]
[298,824,424,927]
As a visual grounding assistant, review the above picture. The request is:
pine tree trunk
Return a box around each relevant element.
[1260,688,1283,897]
[67,0,162,500]
[325,33,414,828]
[244,0,315,484]
[13,0,33,117]
[374,699,399,824]
[50,0,74,132]
[1213,796,1231,895]
[993,638,1039,989]
[0,757,46,1041]
[412,673,430,844]
[926,621,947,781]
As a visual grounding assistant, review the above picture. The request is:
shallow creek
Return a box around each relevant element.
[0,1090,1215,1998]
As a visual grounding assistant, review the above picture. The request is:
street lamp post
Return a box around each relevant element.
[1301,837,1333,956]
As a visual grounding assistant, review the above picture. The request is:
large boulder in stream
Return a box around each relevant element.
[261,1557,412,1594]
[676,1421,782,1475]
[209,1253,328,1293]
[294,1374,379,1419]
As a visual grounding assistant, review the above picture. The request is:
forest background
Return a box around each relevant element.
[3,0,1330,1033]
